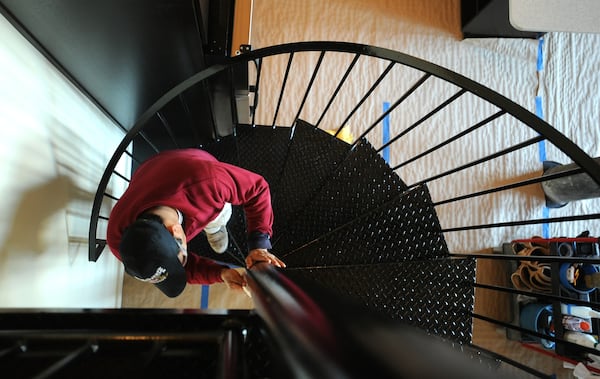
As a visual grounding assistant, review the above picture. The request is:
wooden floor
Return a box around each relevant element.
[121,267,253,309]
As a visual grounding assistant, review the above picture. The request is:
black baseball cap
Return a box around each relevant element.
[119,219,187,298]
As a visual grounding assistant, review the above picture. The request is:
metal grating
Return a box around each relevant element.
[233,124,295,241]
[271,119,352,248]
[284,257,476,344]
[0,311,274,379]
[274,137,408,254]
[282,185,450,267]
[199,134,240,166]
[234,124,292,188]
[446,341,503,372]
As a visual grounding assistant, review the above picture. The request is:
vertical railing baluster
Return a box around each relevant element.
[157,111,180,148]
[375,88,466,153]
[229,65,240,127]
[95,240,107,257]
[251,58,263,127]
[0,341,26,359]
[140,341,165,369]
[442,213,600,233]
[123,149,141,165]
[409,136,544,187]
[315,53,360,128]
[433,165,582,206]
[272,52,295,128]
[352,73,431,144]
[112,169,130,183]
[335,61,395,137]
[218,328,244,379]
[293,51,326,123]
[393,110,506,170]
[32,341,97,379]
[180,93,202,144]
[137,130,160,153]
[103,193,120,201]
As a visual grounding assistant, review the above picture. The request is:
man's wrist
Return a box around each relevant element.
[247,231,272,250]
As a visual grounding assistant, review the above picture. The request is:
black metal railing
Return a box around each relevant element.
[84,42,600,378]
[0,309,270,378]
[246,262,508,379]
[0,266,516,379]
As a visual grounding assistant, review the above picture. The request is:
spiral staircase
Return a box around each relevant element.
[1,42,600,378]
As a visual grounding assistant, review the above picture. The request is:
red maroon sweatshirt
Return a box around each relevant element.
[107,148,273,284]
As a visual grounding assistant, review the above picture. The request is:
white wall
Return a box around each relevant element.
[0,14,127,308]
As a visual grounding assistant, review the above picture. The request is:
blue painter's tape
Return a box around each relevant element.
[534,38,550,236]
[382,102,390,163]
[536,96,546,162]
[200,284,209,309]
[542,207,550,238]
[535,96,544,119]
[537,37,545,72]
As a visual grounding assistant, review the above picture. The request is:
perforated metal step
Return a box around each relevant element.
[284,257,476,344]
[274,135,408,254]
[281,185,449,267]
[272,120,352,238]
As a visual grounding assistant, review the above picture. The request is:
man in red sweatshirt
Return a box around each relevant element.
[107,148,285,297]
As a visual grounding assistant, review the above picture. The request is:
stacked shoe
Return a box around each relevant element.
[510,239,552,293]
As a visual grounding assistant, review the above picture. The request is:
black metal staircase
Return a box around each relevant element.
[199,119,470,344]
[2,41,600,378]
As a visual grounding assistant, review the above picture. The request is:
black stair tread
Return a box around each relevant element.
[233,124,295,242]
[280,185,449,267]
[284,257,476,344]
[199,134,239,165]
[272,119,352,239]
[273,137,408,254]
[234,123,293,187]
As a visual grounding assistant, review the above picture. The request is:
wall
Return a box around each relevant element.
[0,14,126,308]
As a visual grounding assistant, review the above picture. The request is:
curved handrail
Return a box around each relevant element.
[247,262,506,379]
[89,41,600,261]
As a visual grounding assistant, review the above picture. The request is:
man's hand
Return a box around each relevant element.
[245,249,286,269]
[220,268,247,291]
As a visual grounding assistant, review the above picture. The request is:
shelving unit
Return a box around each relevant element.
[505,235,600,361]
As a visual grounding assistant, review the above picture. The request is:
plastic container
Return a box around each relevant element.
[563,315,592,333]
[564,331,600,349]
[561,303,600,319]
[559,263,599,294]
[520,303,554,348]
